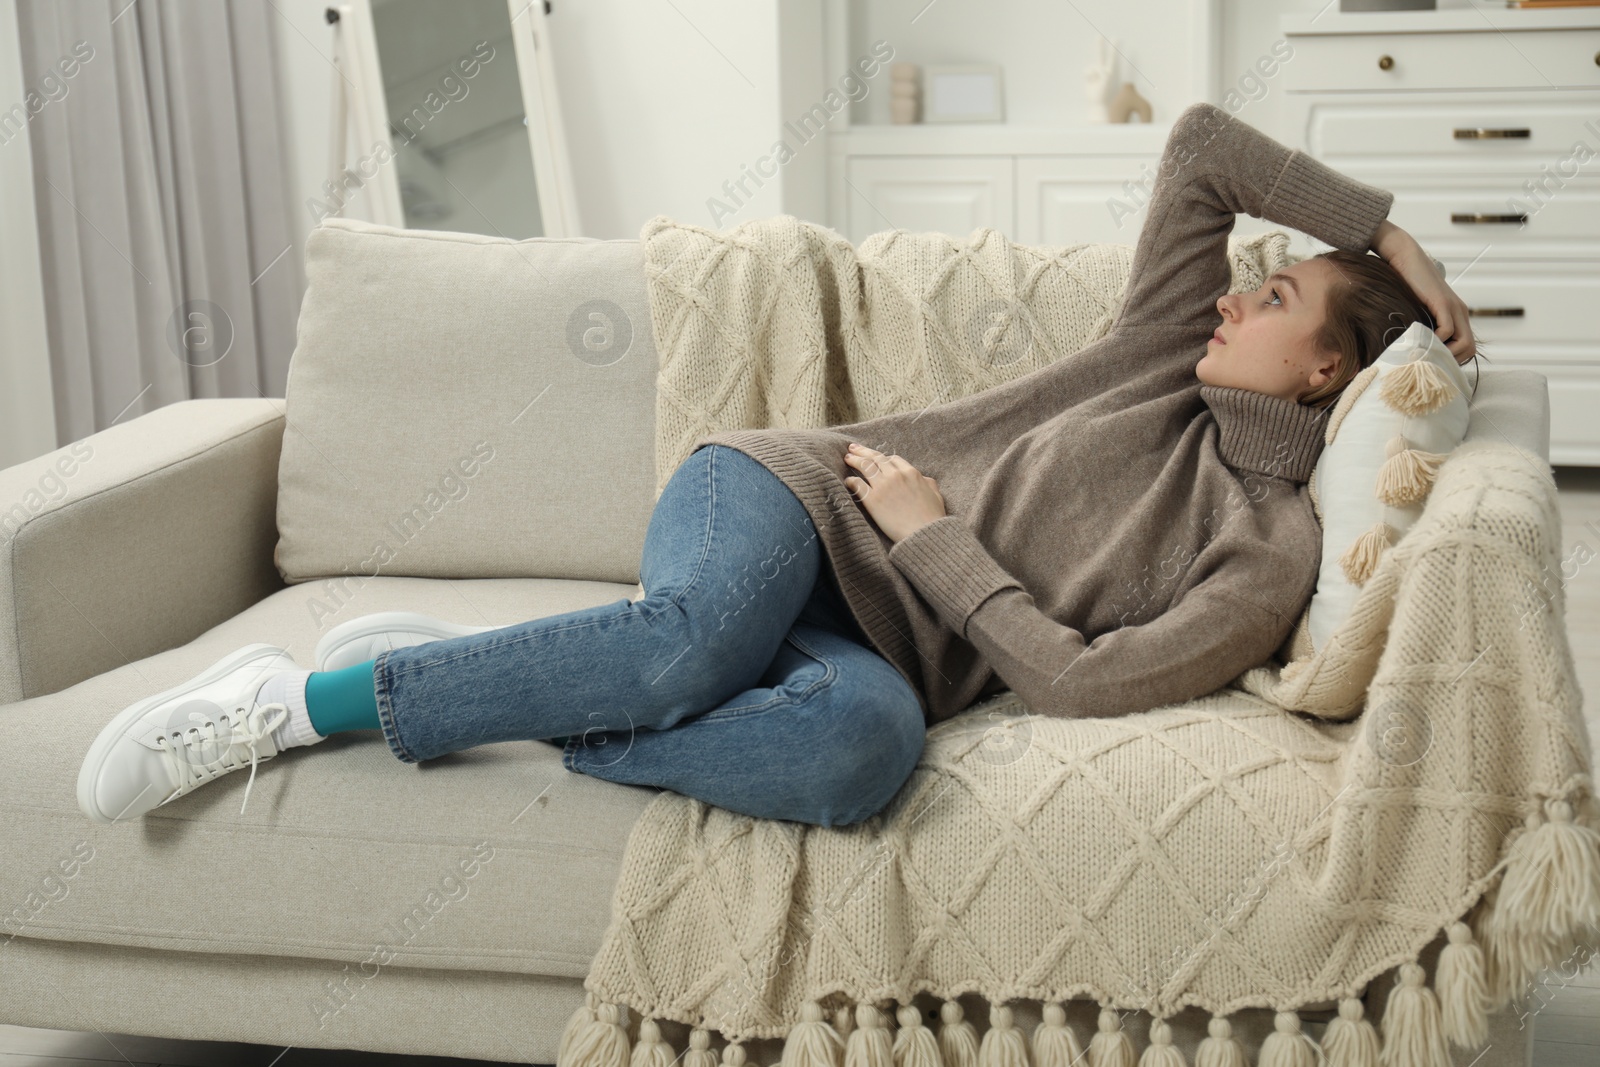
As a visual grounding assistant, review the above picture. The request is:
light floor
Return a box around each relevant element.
[1546,464,1600,1067]
[4,468,1599,1067]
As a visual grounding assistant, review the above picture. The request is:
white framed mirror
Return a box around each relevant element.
[327,0,581,237]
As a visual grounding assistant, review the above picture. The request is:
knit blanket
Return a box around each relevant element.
[566,217,1600,1067]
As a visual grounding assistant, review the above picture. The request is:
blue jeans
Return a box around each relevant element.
[371,444,926,827]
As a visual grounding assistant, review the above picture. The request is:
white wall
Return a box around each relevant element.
[776,0,828,227]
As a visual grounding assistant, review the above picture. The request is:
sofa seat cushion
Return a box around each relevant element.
[0,575,659,977]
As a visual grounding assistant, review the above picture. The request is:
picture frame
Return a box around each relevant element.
[921,64,1004,123]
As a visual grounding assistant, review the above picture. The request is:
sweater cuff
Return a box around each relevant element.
[887,515,1023,638]
[1264,149,1395,253]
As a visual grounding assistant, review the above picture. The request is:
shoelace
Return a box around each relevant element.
[153,701,291,816]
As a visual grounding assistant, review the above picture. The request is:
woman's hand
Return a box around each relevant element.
[843,442,948,543]
[1370,219,1477,364]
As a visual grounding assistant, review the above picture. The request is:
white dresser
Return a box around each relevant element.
[1281,8,1600,467]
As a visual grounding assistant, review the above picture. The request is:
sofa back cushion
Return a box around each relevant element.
[273,218,658,588]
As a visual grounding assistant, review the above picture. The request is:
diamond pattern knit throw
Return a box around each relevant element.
[563,216,1599,1067]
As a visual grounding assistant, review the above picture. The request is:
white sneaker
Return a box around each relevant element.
[77,643,301,824]
[313,611,498,672]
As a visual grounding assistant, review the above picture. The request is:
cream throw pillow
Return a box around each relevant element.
[273,217,660,593]
[1285,320,1472,658]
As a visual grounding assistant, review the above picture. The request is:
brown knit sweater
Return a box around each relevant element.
[692,102,1396,726]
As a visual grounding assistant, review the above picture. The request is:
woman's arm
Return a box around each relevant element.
[1371,219,1478,362]
[888,515,1307,720]
[1113,102,1394,337]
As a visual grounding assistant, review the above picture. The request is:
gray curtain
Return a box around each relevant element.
[18,0,303,445]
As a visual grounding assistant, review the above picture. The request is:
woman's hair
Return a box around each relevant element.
[1298,247,1488,410]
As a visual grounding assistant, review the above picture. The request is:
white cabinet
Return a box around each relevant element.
[843,156,1014,245]
[1540,364,1600,463]
[842,154,1179,248]
[829,125,1171,247]
[1282,10,1600,466]
[1017,157,1169,247]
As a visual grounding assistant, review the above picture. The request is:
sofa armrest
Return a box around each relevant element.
[0,398,287,704]
[1461,367,1550,462]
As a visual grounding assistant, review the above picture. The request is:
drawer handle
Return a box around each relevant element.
[1378,54,1394,71]
[1466,307,1525,318]
[1451,212,1529,224]
[1453,127,1531,139]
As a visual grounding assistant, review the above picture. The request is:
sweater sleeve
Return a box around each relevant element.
[887,514,1306,720]
[1112,101,1395,336]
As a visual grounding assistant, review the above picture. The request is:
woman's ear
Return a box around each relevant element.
[1305,346,1343,392]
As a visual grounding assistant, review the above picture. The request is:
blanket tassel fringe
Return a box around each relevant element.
[1192,1016,1246,1067]
[1319,1000,1379,1067]
[1473,797,1600,1008]
[1087,1008,1133,1067]
[1258,1011,1318,1067]
[558,793,1600,1067]
[555,960,1534,1067]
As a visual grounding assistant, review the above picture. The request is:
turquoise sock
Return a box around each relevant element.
[305,659,383,735]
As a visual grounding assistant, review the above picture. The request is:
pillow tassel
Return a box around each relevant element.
[895,1004,947,1067]
[783,1000,847,1067]
[1378,962,1450,1067]
[631,1019,677,1067]
[1320,998,1379,1067]
[978,1004,1032,1067]
[1436,921,1490,1050]
[1378,358,1455,416]
[1193,1016,1246,1067]
[847,1003,896,1067]
[1338,521,1393,585]
[1136,1018,1185,1067]
[1374,435,1448,508]
[721,1040,748,1067]
[1030,1004,1083,1067]
[1086,1008,1135,1067]
[1257,1011,1318,1067]
[938,1000,981,1067]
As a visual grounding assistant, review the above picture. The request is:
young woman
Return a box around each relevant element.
[78,103,1480,830]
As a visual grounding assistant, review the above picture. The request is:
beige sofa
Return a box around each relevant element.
[0,221,1552,1066]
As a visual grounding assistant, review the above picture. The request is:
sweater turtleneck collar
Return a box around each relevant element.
[1198,384,1330,484]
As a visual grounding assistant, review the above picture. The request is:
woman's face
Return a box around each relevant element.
[1196,257,1341,404]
